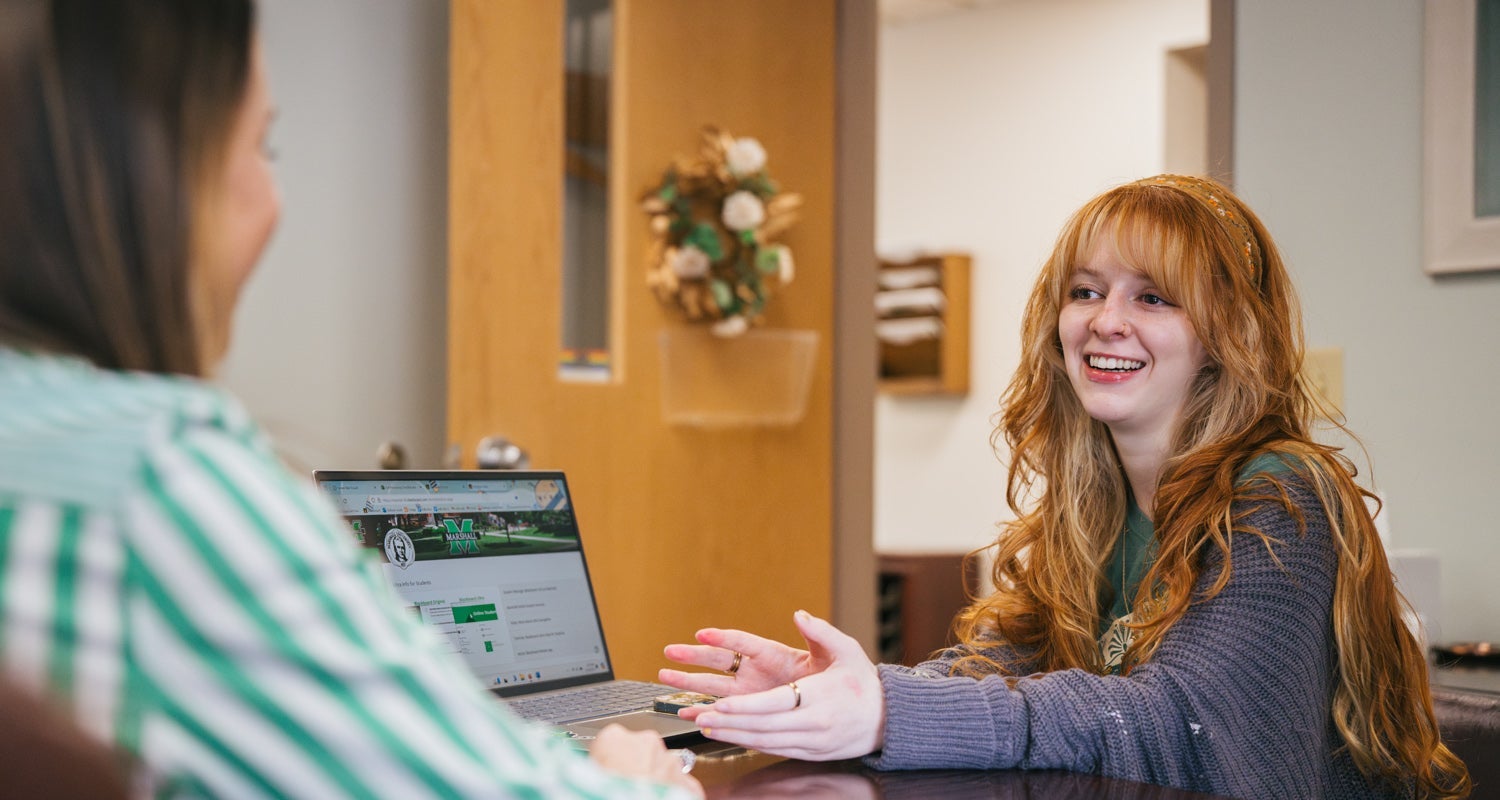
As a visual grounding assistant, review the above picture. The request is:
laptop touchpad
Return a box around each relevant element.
[565,711,701,742]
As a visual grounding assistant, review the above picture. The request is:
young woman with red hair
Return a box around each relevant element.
[663,175,1468,799]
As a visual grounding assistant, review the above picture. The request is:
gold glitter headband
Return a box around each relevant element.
[1137,175,1262,286]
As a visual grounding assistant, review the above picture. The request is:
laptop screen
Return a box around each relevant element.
[315,471,613,695]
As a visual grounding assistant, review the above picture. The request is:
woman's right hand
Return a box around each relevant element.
[658,618,831,698]
[588,725,703,798]
[664,611,886,761]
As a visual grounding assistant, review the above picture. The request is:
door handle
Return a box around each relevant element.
[376,441,408,470]
[476,436,530,470]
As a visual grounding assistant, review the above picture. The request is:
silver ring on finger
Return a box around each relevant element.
[788,680,802,709]
[669,748,696,774]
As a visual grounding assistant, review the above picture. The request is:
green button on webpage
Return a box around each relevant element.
[451,603,499,624]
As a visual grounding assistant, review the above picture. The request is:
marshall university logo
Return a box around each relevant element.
[442,518,482,556]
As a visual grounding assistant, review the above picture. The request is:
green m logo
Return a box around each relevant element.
[442,518,481,555]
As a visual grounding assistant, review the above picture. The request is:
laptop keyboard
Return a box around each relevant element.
[506,680,669,724]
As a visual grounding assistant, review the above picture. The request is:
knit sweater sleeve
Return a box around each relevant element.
[904,641,1043,682]
[869,482,1376,797]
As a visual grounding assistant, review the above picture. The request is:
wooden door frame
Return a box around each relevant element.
[834,0,877,652]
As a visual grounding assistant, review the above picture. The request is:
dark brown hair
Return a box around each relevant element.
[0,0,255,375]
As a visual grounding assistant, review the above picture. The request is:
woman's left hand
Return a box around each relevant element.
[677,610,885,761]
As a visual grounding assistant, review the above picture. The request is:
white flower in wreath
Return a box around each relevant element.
[711,314,750,338]
[725,137,767,177]
[721,190,766,232]
[771,244,795,284]
[669,245,711,280]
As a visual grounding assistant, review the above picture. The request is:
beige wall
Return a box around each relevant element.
[874,0,1209,556]
[221,0,450,473]
[1236,0,1500,642]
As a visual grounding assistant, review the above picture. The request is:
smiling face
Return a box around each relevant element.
[1057,239,1209,449]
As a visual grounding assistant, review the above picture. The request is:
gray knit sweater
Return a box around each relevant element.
[870,482,1403,799]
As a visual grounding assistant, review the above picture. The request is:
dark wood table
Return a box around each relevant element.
[676,663,1494,797]
[688,741,1234,799]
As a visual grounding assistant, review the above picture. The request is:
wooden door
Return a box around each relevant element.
[449,0,839,680]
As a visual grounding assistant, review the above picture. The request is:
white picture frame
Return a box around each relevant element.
[1425,0,1500,274]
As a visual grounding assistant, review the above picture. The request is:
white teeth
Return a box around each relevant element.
[1088,355,1144,371]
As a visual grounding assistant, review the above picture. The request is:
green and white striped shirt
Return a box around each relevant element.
[0,349,685,799]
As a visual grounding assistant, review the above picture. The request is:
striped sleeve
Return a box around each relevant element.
[0,500,130,747]
[117,416,688,799]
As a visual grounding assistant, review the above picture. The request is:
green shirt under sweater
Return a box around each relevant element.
[1099,454,1295,674]
[1100,499,1155,673]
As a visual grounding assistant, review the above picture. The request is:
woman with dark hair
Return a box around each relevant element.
[0,1,699,796]
[662,176,1470,799]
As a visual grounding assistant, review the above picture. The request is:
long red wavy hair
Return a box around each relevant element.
[953,176,1468,798]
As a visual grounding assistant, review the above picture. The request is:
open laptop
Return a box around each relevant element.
[313,469,702,743]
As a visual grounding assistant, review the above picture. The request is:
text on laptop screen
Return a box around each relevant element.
[318,475,610,690]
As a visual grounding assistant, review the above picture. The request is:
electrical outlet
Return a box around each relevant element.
[1303,347,1344,413]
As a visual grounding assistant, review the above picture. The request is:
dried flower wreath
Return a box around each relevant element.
[642,127,801,336]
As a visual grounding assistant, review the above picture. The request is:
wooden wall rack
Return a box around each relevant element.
[877,253,970,395]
